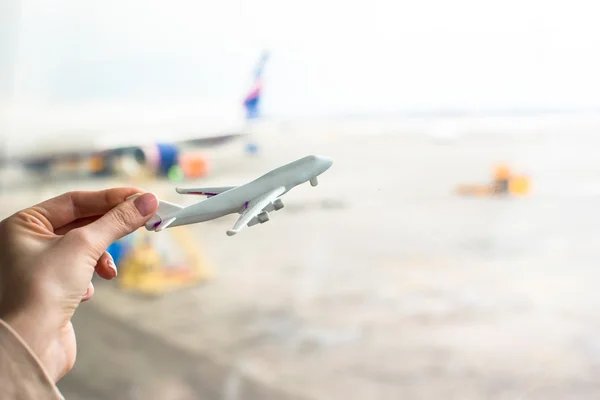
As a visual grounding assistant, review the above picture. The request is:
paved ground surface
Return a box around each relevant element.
[4,126,600,399]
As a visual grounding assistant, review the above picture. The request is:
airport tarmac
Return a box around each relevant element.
[4,127,600,399]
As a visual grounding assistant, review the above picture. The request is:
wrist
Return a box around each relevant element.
[1,308,61,379]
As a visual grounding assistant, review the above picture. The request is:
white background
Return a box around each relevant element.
[3,0,600,117]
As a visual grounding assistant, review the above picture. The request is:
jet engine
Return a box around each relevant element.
[257,211,270,223]
[109,143,180,178]
[248,211,270,227]
[264,198,284,212]
[273,198,284,210]
[132,143,180,176]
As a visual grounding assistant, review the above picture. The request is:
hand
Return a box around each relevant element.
[0,188,158,382]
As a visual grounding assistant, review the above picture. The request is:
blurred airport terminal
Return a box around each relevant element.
[4,0,600,399]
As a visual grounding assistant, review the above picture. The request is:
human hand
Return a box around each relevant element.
[0,188,158,382]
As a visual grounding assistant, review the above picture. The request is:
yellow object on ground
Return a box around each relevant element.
[509,175,530,196]
[117,228,212,296]
[456,165,531,197]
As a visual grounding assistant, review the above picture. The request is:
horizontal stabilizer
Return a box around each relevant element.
[156,217,177,232]
[144,200,183,231]
[157,200,184,215]
[176,186,236,197]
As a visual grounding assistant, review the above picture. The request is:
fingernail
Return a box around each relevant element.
[126,193,142,200]
[134,193,158,216]
[107,254,118,278]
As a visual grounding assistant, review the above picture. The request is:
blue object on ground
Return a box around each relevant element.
[107,236,134,265]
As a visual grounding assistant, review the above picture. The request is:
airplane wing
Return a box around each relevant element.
[175,186,237,197]
[227,186,286,236]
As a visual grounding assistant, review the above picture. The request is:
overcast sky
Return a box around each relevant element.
[4,0,600,117]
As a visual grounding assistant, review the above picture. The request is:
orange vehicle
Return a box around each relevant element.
[455,164,530,197]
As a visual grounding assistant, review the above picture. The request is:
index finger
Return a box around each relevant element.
[31,187,146,230]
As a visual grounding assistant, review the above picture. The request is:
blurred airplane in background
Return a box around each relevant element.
[0,51,270,178]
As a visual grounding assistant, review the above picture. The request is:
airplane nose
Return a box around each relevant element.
[317,156,334,169]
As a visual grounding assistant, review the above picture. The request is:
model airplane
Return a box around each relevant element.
[145,154,333,236]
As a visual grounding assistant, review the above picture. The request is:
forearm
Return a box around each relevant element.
[0,320,64,400]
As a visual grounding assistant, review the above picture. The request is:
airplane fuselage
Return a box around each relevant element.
[164,155,332,228]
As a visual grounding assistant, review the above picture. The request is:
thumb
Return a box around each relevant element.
[67,192,158,259]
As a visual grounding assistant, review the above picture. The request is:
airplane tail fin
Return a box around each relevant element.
[243,51,269,120]
[145,200,184,231]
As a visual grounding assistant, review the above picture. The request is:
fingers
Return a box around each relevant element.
[82,252,117,302]
[81,282,94,302]
[31,187,145,231]
[95,251,118,280]
[66,193,158,259]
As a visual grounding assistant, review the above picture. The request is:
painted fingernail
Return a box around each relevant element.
[134,193,158,216]
[107,254,118,278]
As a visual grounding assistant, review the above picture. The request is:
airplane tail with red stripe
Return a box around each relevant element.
[243,51,269,120]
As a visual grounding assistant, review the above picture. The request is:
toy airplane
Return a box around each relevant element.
[145,154,333,236]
